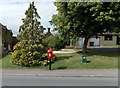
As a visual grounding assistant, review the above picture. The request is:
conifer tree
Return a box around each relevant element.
[11,2,47,67]
[18,2,44,41]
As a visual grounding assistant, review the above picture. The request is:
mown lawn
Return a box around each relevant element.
[0,55,48,69]
[101,45,120,48]
[0,49,118,69]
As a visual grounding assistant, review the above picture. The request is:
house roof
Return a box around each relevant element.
[0,23,13,35]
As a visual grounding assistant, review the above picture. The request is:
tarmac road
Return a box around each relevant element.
[1,69,118,86]
[2,75,118,86]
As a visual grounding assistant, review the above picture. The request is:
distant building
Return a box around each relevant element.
[45,28,52,38]
[76,37,100,46]
[0,23,13,56]
[99,32,120,46]
[0,24,2,57]
[12,36,19,49]
[70,32,120,47]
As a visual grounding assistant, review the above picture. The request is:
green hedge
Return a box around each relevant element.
[43,35,66,51]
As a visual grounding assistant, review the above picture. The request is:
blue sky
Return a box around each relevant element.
[0,0,57,36]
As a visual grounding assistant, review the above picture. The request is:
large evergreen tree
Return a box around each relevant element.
[11,2,47,67]
[18,2,44,41]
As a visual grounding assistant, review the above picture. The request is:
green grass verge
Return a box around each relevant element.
[0,50,118,69]
[0,55,48,69]
[101,45,120,47]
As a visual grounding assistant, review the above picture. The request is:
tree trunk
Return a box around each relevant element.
[82,37,90,53]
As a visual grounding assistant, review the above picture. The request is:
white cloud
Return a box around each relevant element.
[0,0,57,36]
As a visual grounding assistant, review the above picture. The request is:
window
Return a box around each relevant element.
[104,35,113,40]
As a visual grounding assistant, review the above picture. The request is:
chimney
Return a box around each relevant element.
[48,28,50,33]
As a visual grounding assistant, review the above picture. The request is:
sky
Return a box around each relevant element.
[0,0,57,36]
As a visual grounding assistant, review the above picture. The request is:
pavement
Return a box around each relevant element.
[53,47,120,53]
[1,69,118,78]
[53,49,81,53]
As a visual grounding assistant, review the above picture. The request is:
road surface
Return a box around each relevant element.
[2,75,118,86]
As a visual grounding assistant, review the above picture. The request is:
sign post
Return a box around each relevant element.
[49,59,51,70]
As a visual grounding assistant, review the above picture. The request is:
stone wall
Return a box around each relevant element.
[0,23,13,56]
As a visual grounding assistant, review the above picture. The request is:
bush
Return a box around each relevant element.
[11,40,48,67]
[41,54,57,66]
[43,35,66,51]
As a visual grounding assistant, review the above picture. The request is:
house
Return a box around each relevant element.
[12,36,19,50]
[77,37,100,46]
[0,23,13,56]
[0,25,2,57]
[70,32,120,47]
[99,33,120,46]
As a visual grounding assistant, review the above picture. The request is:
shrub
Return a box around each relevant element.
[43,35,66,50]
[41,53,57,66]
[11,40,48,67]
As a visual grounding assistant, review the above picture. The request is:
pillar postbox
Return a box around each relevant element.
[47,49,53,59]
[47,49,53,70]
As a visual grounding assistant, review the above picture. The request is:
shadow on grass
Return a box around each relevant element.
[77,49,119,57]
[89,50,119,57]
[52,66,67,70]
[56,66,67,69]
[56,56,73,61]
[1,54,8,58]
[86,61,91,63]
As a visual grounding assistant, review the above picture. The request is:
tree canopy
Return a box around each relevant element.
[51,2,120,52]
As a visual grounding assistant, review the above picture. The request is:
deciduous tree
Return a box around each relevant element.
[51,2,120,53]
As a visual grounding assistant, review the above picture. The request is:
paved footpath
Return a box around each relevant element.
[53,47,120,53]
[1,69,118,77]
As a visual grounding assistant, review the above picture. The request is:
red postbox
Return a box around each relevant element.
[47,49,53,59]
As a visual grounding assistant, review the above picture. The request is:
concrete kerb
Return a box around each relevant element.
[2,69,118,78]
[2,74,118,78]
